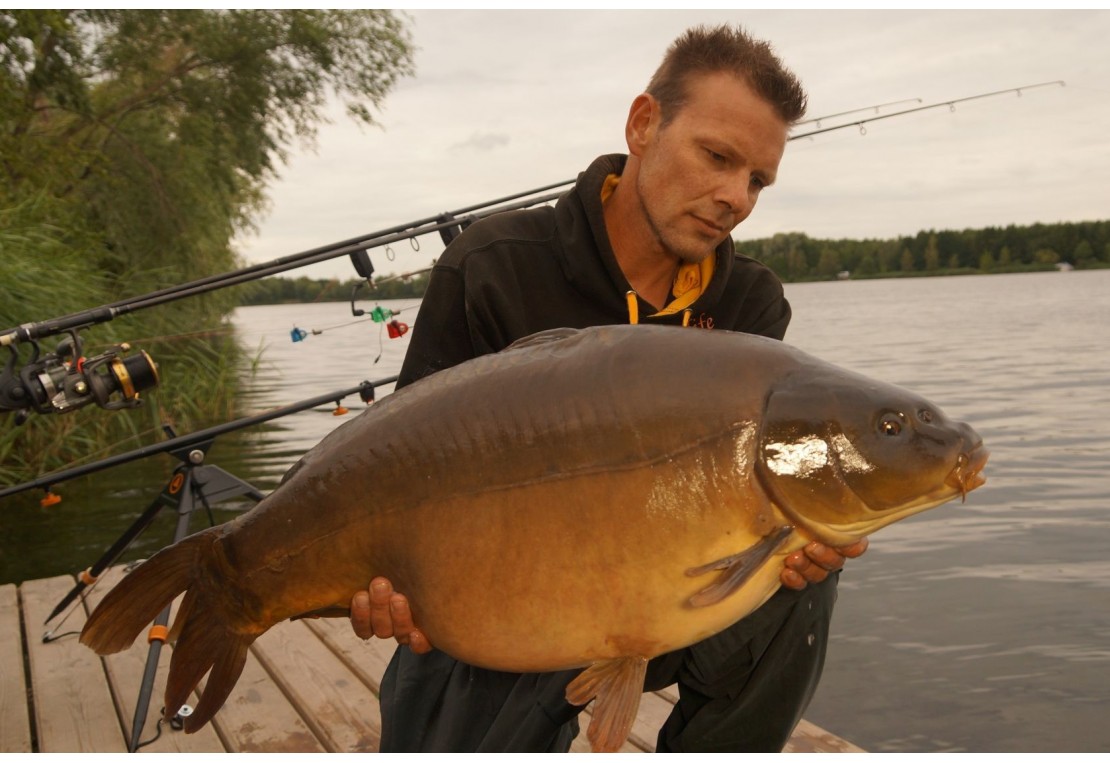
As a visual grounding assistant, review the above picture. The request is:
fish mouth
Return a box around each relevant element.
[945,443,989,501]
[792,441,991,544]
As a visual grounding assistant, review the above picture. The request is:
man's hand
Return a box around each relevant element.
[350,577,433,654]
[781,538,869,590]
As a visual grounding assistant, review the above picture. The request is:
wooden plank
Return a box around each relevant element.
[81,566,225,753]
[784,719,866,753]
[624,689,675,751]
[302,616,396,692]
[0,584,31,752]
[20,575,125,752]
[201,643,328,753]
[250,619,383,752]
[571,706,645,753]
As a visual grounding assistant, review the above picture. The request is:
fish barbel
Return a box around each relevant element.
[80,325,987,751]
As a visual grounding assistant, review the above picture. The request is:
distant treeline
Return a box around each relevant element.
[239,220,1110,304]
[238,270,432,304]
[740,219,1110,282]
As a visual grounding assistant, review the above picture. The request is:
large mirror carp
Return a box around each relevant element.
[81,325,988,751]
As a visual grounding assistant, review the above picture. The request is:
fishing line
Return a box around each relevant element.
[44,426,166,474]
[84,326,239,353]
[371,318,418,365]
[306,316,374,335]
[134,705,193,747]
[41,582,98,643]
[371,265,433,288]
[372,325,386,365]
[286,303,418,349]
[134,713,167,748]
[41,623,81,643]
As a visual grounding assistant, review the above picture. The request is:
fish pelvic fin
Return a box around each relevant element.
[565,655,648,753]
[685,525,795,607]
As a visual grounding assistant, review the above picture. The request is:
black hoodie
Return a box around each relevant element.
[397,154,791,387]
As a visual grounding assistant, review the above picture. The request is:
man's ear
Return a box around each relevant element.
[625,93,660,158]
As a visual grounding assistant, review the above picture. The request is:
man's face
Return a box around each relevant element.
[630,71,788,264]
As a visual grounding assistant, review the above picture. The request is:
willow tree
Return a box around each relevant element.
[0,10,414,479]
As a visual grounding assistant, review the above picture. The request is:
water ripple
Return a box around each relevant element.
[917,561,1110,588]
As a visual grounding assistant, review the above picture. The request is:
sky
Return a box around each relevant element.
[233,9,1110,281]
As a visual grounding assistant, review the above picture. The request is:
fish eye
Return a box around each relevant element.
[917,409,934,424]
[878,413,903,436]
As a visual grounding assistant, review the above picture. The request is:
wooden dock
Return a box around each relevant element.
[1,568,863,753]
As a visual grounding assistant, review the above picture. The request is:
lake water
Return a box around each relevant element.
[2,270,1107,752]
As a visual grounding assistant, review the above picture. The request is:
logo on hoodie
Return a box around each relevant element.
[688,313,716,330]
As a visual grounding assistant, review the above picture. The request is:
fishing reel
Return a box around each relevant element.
[0,329,159,424]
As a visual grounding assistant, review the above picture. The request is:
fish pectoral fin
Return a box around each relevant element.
[685,525,794,608]
[565,656,648,753]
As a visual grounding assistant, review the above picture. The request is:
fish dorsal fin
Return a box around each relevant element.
[685,526,795,607]
[503,327,581,352]
[565,655,648,752]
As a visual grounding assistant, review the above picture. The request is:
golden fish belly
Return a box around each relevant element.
[378,441,789,672]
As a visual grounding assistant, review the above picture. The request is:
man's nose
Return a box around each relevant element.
[717,175,754,221]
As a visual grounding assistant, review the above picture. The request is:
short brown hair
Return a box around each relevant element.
[646,25,807,125]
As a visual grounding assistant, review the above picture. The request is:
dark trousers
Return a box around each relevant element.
[379,574,839,752]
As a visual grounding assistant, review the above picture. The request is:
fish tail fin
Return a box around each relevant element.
[80,529,218,655]
[566,655,648,752]
[80,526,259,732]
[164,608,252,731]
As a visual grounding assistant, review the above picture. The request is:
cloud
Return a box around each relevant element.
[450,132,511,152]
[236,9,1110,279]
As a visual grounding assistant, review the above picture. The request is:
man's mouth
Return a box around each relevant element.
[691,214,727,236]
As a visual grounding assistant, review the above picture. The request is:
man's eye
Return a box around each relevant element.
[706,149,726,163]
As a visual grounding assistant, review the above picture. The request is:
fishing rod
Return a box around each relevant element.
[0,180,572,346]
[5,80,1064,349]
[4,79,1065,344]
[0,185,566,423]
[159,82,1060,308]
[0,80,1062,425]
[103,178,575,316]
[0,377,395,500]
[792,97,923,129]
[13,378,392,637]
[791,81,1065,140]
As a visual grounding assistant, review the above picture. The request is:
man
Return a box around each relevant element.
[351,24,867,752]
